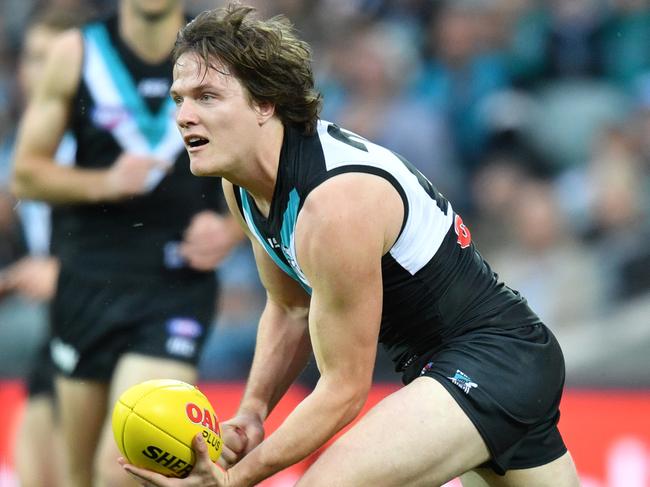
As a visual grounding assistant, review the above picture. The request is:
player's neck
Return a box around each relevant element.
[118,5,183,64]
[228,121,285,216]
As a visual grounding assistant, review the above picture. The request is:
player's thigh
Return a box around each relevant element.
[468,451,580,487]
[108,352,197,406]
[15,396,64,487]
[95,353,197,474]
[56,375,108,463]
[298,377,490,487]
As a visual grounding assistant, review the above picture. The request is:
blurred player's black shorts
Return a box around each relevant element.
[26,338,56,398]
[50,266,217,381]
[402,323,567,475]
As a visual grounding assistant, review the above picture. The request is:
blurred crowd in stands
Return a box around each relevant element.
[1,0,649,385]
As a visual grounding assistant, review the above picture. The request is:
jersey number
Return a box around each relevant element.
[327,124,368,152]
[327,123,449,214]
[454,214,472,248]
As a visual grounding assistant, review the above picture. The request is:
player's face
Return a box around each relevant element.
[171,52,264,177]
[127,0,180,21]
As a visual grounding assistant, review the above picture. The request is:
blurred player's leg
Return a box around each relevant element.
[298,377,491,487]
[14,340,64,487]
[14,395,64,487]
[56,377,108,487]
[94,352,196,487]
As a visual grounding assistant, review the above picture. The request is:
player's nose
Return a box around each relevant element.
[176,99,199,128]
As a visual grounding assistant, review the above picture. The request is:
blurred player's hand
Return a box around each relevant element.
[218,412,264,469]
[105,153,171,200]
[0,256,59,301]
[180,211,244,271]
[121,433,231,486]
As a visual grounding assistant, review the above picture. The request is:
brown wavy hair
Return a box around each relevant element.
[173,3,322,135]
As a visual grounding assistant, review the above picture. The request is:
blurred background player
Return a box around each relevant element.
[0,6,89,487]
[10,0,243,486]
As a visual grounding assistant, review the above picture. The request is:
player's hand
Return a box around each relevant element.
[218,412,264,468]
[180,211,243,271]
[120,434,232,487]
[105,153,171,200]
[0,256,59,301]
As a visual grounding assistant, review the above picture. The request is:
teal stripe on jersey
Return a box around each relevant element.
[84,23,174,149]
[240,188,311,293]
[280,189,312,293]
[279,189,299,258]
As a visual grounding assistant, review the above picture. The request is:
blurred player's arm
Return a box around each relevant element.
[12,30,166,204]
[179,209,245,272]
[0,256,59,301]
[227,175,387,486]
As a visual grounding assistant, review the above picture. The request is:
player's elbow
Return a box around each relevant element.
[320,375,371,425]
[11,161,36,199]
[11,152,51,199]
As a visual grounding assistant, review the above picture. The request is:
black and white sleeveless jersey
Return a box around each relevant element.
[234,120,542,371]
[52,16,224,279]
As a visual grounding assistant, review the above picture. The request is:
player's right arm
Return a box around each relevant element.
[218,181,312,465]
[12,30,164,203]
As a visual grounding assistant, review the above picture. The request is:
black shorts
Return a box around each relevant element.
[26,338,57,398]
[50,267,217,381]
[402,323,567,475]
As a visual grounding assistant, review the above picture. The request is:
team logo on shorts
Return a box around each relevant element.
[447,369,478,394]
[165,318,203,358]
[420,361,435,376]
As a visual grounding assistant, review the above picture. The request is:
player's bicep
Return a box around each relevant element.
[14,30,81,164]
[296,177,389,393]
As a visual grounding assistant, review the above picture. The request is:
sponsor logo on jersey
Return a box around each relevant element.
[138,78,170,98]
[91,105,130,131]
[447,369,478,394]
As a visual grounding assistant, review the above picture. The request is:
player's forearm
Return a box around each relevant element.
[232,376,367,486]
[12,157,110,203]
[237,300,311,421]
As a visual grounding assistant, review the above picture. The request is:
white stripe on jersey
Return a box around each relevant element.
[316,121,454,275]
[83,28,183,190]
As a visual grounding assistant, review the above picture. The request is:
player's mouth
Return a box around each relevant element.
[184,135,209,152]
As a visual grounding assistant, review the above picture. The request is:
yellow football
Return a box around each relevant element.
[112,379,222,478]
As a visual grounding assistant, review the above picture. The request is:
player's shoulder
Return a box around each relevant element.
[314,120,397,169]
[43,28,83,95]
[49,27,83,57]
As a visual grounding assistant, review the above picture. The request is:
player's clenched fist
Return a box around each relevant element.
[105,153,171,200]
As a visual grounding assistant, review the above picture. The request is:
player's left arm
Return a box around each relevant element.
[225,173,402,486]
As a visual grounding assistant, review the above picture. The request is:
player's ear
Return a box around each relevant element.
[254,100,275,125]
